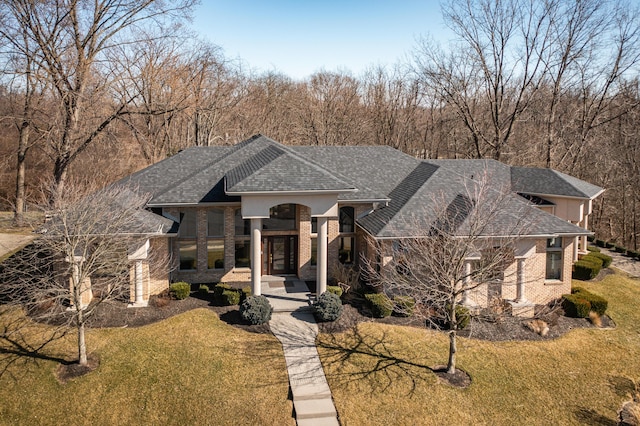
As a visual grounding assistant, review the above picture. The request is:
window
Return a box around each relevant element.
[311,217,317,234]
[311,237,317,266]
[235,240,251,268]
[179,210,197,237]
[234,208,251,268]
[235,209,250,236]
[263,204,296,230]
[546,237,563,280]
[207,209,225,270]
[207,240,224,269]
[339,236,355,264]
[179,210,197,270]
[339,206,354,233]
[338,206,356,264]
[179,241,197,270]
[207,209,224,237]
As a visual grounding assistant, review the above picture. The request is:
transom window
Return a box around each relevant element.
[263,204,296,230]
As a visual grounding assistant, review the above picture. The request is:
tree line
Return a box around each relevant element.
[0,0,638,249]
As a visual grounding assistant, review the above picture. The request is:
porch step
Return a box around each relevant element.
[291,382,332,401]
[271,304,313,313]
[294,397,338,420]
[296,416,340,426]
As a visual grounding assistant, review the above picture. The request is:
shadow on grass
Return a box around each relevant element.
[315,325,436,395]
[573,407,617,426]
[0,317,71,381]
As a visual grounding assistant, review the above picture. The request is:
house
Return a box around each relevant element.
[118,134,603,313]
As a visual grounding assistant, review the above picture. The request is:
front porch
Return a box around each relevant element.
[260,275,313,312]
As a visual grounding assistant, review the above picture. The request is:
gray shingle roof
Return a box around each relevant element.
[117,134,602,239]
[511,167,604,199]
[225,145,357,193]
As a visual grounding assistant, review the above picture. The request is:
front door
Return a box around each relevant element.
[263,236,297,275]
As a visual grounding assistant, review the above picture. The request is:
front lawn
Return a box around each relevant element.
[0,308,294,425]
[317,272,640,425]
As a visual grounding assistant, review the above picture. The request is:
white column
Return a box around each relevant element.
[515,258,526,303]
[251,218,262,296]
[135,260,144,304]
[581,214,589,254]
[461,260,471,305]
[574,236,579,261]
[316,217,328,297]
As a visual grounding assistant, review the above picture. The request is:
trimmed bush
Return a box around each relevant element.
[198,284,210,295]
[614,245,626,253]
[572,287,608,316]
[213,283,231,300]
[326,285,343,298]
[587,235,595,242]
[586,245,601,253]
[582,254,604,267]
[240,295,272,325]
[447,304,470,330]
[221,289,241,306]
[240,286,251,303]
[595,239,605,248]
[562,294,591,318]
[365,293,392,318]
[170,282,190,300]
[573,259,601,280]
[605,242,615,249]
[587,252,612,268]
[392,296,415,317]
[313,292,343,322]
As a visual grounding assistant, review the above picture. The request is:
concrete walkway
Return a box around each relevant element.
[266,279,339,426]
[0,233,34,260]
[597,247,640,279]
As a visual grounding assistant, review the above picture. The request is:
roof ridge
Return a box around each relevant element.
[150,135,266,201]
[275,144,357,189]
[225,145,285,189]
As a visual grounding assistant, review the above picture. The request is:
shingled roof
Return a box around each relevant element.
[118,134,602,239]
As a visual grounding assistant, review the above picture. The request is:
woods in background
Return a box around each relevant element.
[1,0,639,249]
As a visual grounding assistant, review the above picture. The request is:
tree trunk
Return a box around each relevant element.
[14,124,29,226]
[78,321,87,366]
[447,329,457,374]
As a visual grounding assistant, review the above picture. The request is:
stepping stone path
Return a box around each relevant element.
[266,279,339,425]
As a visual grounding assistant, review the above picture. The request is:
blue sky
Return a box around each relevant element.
[191,1,451,80]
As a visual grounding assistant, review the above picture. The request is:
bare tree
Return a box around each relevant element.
[0,0,196,203]
[363,173,531,374]
[0,184,169,366]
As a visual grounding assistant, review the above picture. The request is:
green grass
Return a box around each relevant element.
[0,308,294,425]
[317,272,640,425]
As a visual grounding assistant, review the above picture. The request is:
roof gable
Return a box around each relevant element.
[511,167,603,199]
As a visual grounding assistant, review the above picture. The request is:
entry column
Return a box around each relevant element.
[316,217,328,297]
[251,218,262,296]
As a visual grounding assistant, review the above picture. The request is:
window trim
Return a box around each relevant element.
[545,237,563,281]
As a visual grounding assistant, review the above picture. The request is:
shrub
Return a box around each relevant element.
[627,250,640,259]
[198,284,210,295]
[364,293,392,318]
[221,289,241,306]
[605,241,615,249]
[326,285,343,298]
[392,296,415,317]
[587,252,613,268]
[240,295,272,325]
[313,292,343,322]
[587,235,595,242]
[572,287,608,316]
[213,283,231,299]
[573,259,601,280]
[586,245,601,253]
[240,286,251,303]
[595,239,605,247]
[614,245,626,253]
[582,254,604,267]
[447,304,471,330]
[170,282,190,300]
[562,294,591,318]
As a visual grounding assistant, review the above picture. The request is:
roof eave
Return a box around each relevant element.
[225,188,358,196]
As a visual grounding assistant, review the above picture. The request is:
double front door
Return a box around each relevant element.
[263,236,297,275]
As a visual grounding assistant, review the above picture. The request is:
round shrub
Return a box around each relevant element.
[240,286,251,303]
[240,295,273,325]
[392,296,415,317]
[326,285,343,298]
[572,259,601,280]
[586,245,600,253]
[198,284,210,295]
[364,293,392,318]
[170,282,191,300]
[313,292,343,322]
[221,289,241,306]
